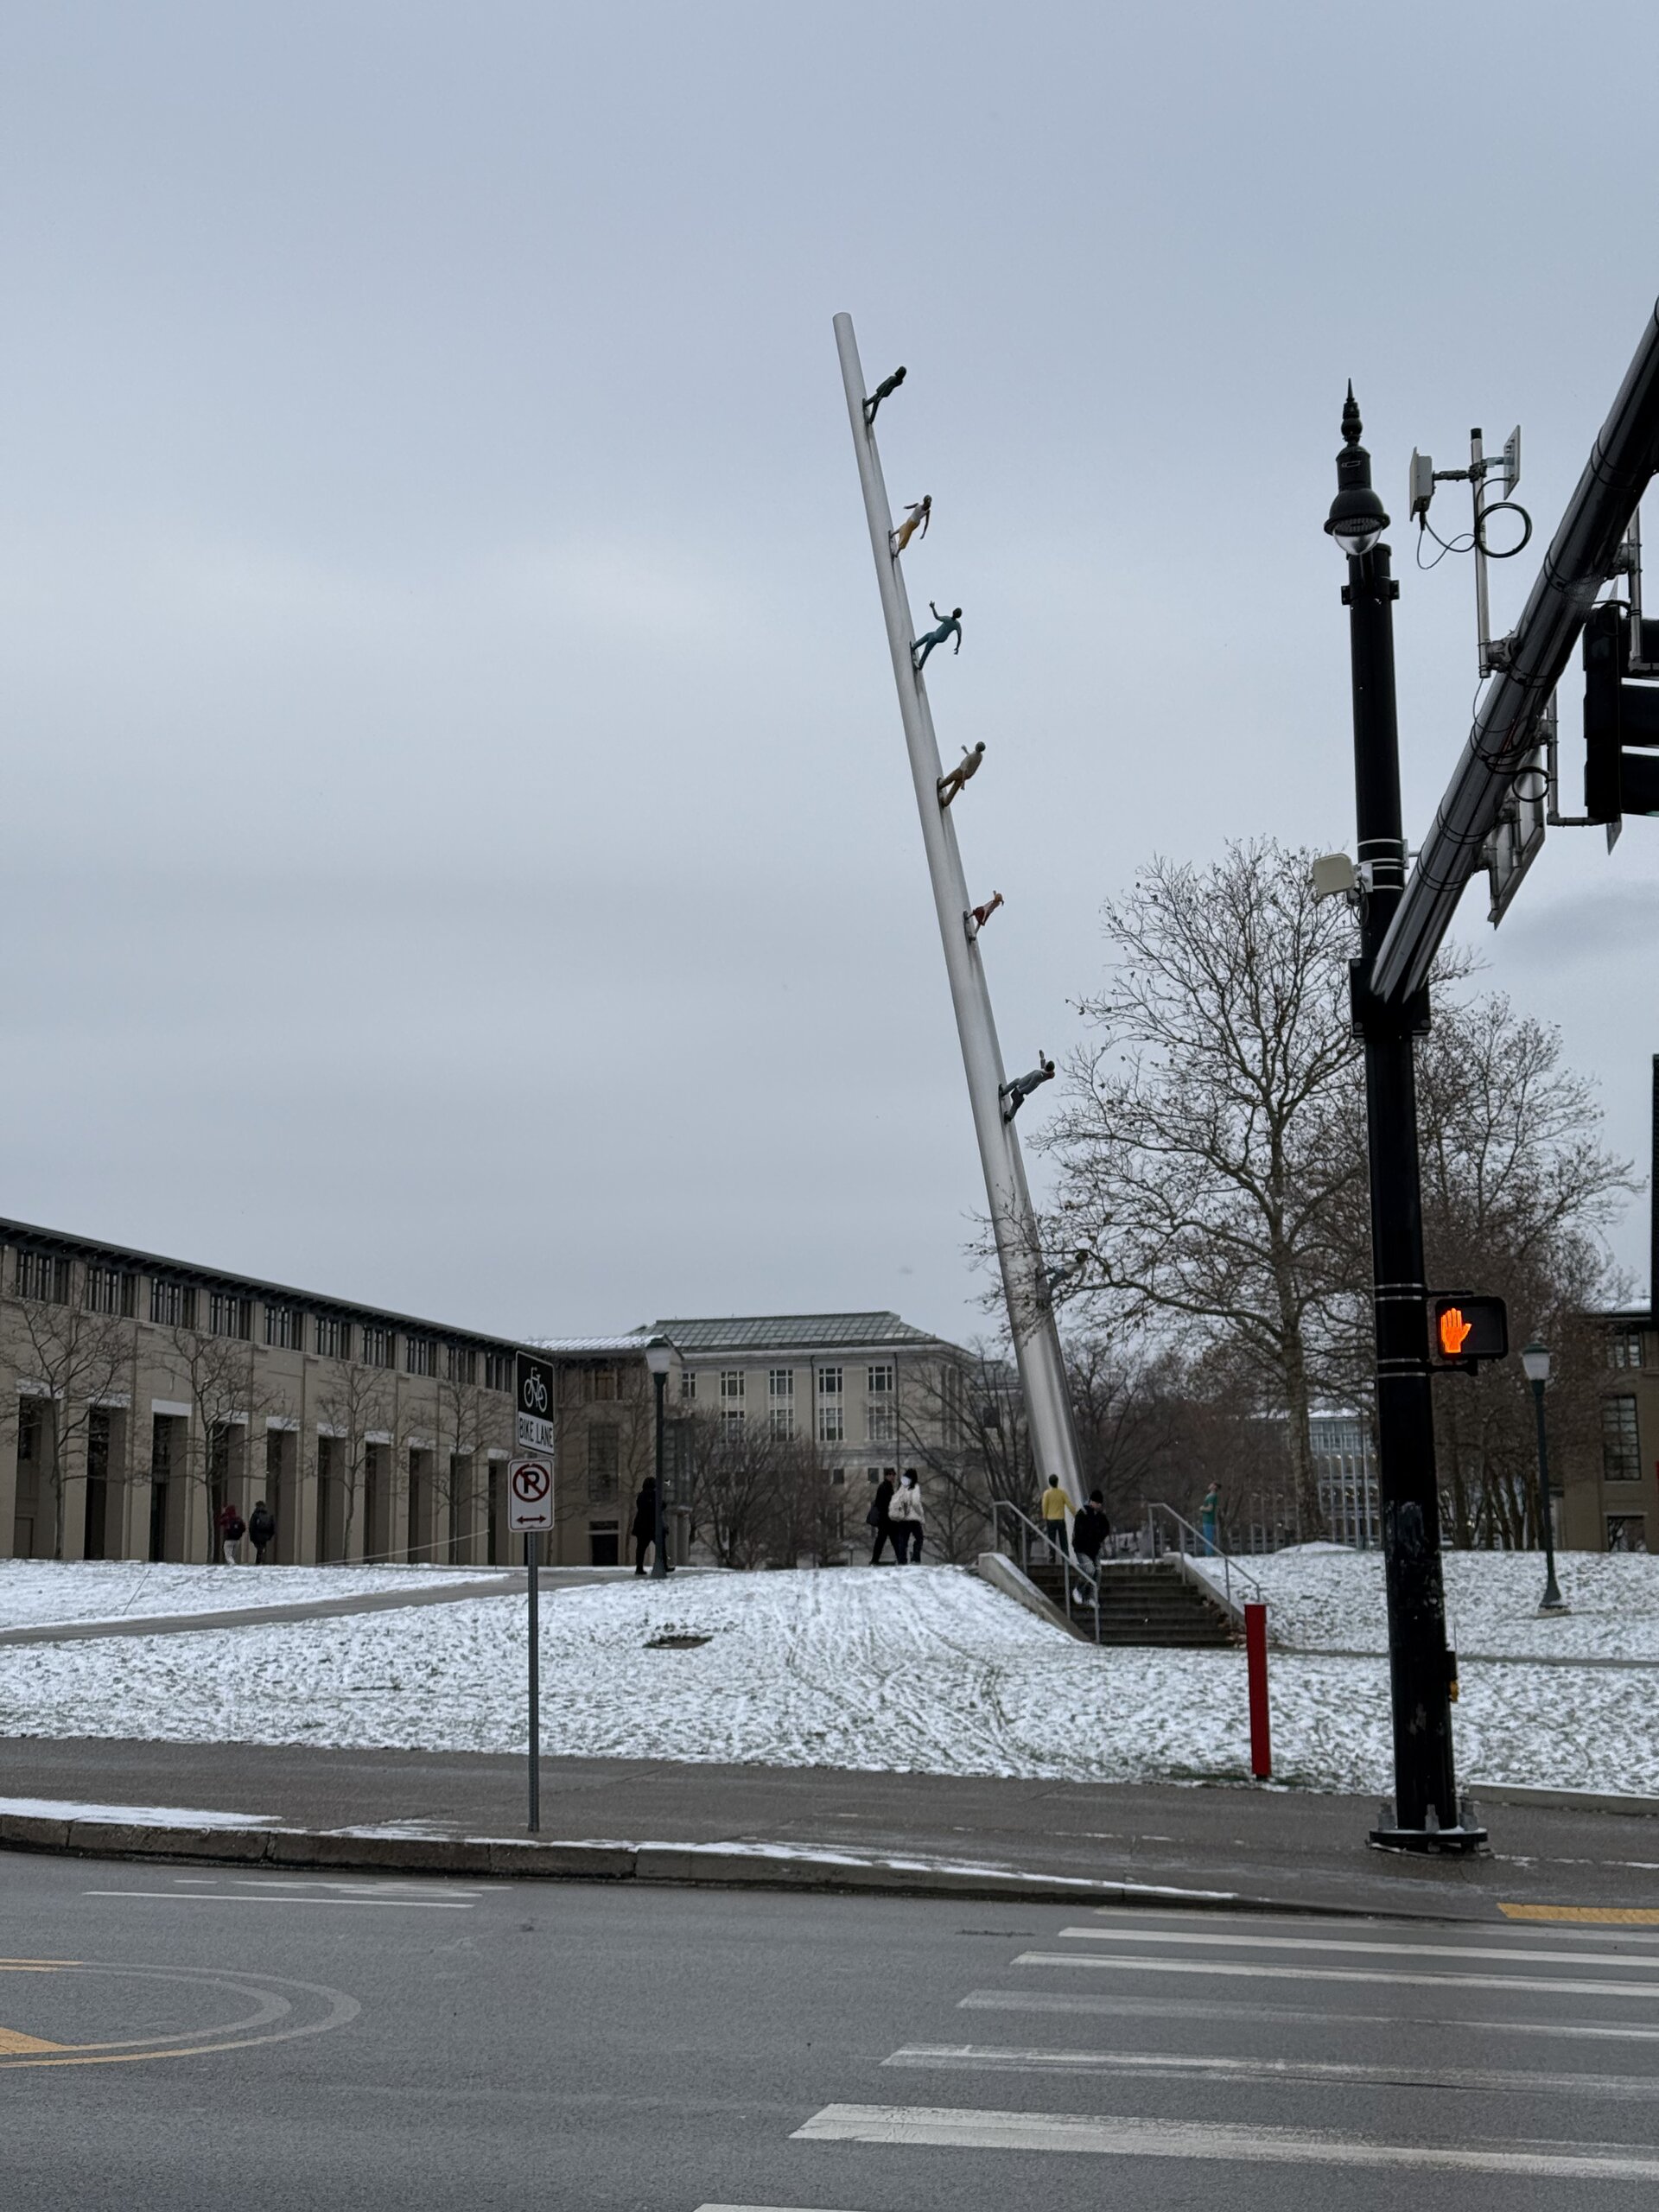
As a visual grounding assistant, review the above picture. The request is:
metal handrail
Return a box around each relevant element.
[1144,1501,1265,1613]
[992,1497,1102,1642]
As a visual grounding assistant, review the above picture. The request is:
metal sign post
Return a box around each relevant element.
[508,1450,555,1834]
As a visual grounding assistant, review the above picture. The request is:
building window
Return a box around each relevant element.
[1607,1514,1648,1553]
[867,1403,895,1444]
[1602,1396,1642,1483]
[681,1370,696,1402]
[209,1291,251,1340]
[768,1368,794,1402]
[149,1279,198,1329]
[445,1344,478,1387]
[770,1406,796,1440]
[1610,1328,1646,1370]
[818,1365,842,1396]
[18,1250,71,1304]
[588,1424,620,1501]
[584,1366,620,1403]
[404,1336,436,1378]
[818,1402,843,1445]
[83,1264,135,1317]
[721,1370,745,1404]
[315,1315,353,1360]
[359,1325,392,1370]
[264,1304,302,1351]
[484,1350,513,1393]
[868,1362,894,1397]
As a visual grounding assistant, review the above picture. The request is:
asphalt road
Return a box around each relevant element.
[5,1851,1659,2210]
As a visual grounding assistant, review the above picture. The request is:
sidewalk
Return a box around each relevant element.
[3,1736,1656,1921]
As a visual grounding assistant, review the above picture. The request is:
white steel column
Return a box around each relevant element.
[833,312,1084,1502]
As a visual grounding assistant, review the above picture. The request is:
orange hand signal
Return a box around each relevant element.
[1438,1306,1472,1357]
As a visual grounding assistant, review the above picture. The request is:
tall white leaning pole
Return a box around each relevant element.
[833,311,1084,1504]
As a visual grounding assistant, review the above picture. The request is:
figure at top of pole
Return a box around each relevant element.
[964,888,1002,938]
[1000,1053,1055,1122]
[912,601,962,671]
[891,495,931,555]
[863,365,906,428]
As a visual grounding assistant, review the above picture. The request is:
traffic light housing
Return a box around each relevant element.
[1583,602,1659,824]
[1427,1294,1509,1372]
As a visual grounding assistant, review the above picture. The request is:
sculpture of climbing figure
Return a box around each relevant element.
[912,601,962,671]
[964,889,1003,939]
[863,365,906,427]
[1046,1248,1090,1294]
[937,741,985,808]
[891,495,931,555]
[1000,1053,1055,1122]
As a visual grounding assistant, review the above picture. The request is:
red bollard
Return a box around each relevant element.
[1244,1602,1271,1780]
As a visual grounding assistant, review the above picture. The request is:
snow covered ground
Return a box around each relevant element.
[1202,1542,1659,1662]
[1,1558,1655,1798]
[0,1559,504,1632]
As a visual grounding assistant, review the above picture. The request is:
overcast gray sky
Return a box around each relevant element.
[2,2,1656,1346]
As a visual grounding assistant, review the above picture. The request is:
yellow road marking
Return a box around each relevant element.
[0,1961,80,1969]
[0,2026,71,2053]
[1500,1905,1659,1925]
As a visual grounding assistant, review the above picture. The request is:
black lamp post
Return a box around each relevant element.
[644,1336,673,1580]
[1329,388,1481,1852]
[1520,1341,1567,1613]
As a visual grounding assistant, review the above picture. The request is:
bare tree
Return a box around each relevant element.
[310,1358,395,1562]
[896,1343,1030,1561]
[158,1318,277,1557]
[678,1411,839,1567]
[3,1258,134,1560]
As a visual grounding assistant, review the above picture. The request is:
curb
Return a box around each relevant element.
[0,1807,1362,1915]
[1466,1780,1659,1818]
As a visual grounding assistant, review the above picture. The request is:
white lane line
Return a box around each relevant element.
[961,1988,1659,2042]
[791,2103,1659,2178]
[695,2204,861,2210]
[1016,1952,1659,2000]
[1065,1925,1659,1971]
[887,2042,1659,2100]
[82,1891,474,1910]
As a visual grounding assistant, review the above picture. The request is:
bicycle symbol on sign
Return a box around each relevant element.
[522,1370,549,1414]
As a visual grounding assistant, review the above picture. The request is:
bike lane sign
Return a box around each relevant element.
[508,1458,555,1534]
[515,1351,557,1454]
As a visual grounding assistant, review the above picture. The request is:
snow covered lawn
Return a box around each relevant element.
[1,1560,1654,1798]
[0,1559,503,1633]
[1207,1541,1659,1662]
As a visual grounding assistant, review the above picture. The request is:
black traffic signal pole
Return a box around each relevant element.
[1332,393,1484,1853]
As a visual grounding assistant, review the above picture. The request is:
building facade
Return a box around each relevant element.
[1,1217,534,1568]
[1571,1307,1657,1553]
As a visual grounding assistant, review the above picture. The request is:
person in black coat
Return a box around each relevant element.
[247,1499,276,1566]
[1071,1489,1110,1601]
[867,1472,899,1565]
[632,1478,658,1576]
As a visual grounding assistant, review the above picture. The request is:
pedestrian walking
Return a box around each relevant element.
[631,1478,658,1576]
[867,1471,901,1565]
[1039,1475,1071,1560]
[889,1470,925,1563]
[1200,1482,1220,1557]
[215,1498,245,1566]
[247,1498,276,1566]
[1071,1489,1110,1603]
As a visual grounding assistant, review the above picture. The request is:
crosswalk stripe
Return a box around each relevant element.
[961,1987,1659,2042]
[886,2041,1659,2099]
[1064,1925,1659,1970]
[1016,1951,1659,2000]
[791,2103,1659,2178]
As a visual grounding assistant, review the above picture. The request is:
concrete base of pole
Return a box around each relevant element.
[1368,1823,1490,1856]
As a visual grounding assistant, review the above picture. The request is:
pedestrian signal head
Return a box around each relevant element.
[1427,1294,1509,1371]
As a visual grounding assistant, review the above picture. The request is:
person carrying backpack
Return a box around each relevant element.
[215,1498,246,1566]
[248,1498,276,1566]
[889,1469,925,1562]
[866,1471,899,1565]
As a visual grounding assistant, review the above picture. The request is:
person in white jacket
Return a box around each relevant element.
[888,1470,925,1564]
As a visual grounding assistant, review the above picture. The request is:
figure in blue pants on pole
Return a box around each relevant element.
[911,602,962,671]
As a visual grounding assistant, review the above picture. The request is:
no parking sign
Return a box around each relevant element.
[508,1457,554,1534]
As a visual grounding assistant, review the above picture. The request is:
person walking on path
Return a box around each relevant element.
[867,1471,900,1565]
[632,1478,658,1577]
[215,1499,245,1566]
[247,1498,276,1567]
[1040,1475,1071,1560]
[1200,1482,1220,1557]
[889,1470,925,1563]
[1071,1489,1110,1604]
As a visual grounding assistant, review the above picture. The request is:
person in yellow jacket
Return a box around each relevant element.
[1039,1476,1071,1559]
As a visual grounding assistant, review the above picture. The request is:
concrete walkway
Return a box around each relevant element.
[0,1566,635,1647]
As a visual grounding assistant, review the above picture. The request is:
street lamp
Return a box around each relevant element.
[643,1337,674,1580]
[1520,1340,1568,1613]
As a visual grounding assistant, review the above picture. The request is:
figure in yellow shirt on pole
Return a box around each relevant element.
[1040,1474,1071,1562]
